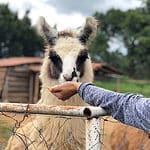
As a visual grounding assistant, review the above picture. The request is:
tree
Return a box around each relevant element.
[91,1,150,79]
[90,10,127,70]
[89,31,109,62]
[121,8,150,78]
[0,4,43,58]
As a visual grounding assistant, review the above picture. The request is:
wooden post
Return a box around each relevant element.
[29,71,34,103]
[33,73,40,103]
[116,78,120,92]
[2,68,9,102]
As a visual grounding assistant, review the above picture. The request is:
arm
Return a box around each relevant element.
[78,83,150,133]
[50,82,150,133]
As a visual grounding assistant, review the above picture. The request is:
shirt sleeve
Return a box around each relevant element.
[78,82,150,133]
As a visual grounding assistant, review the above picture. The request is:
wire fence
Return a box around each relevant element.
[0,103,108,150]
[0,103,149,150]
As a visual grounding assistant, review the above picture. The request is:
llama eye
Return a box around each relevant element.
[49,51,61,63]
[76,49,89,65]
[76,49,89,77]
[49,51,62,72]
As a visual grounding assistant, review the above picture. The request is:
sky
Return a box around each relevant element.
[0,0,142,54]
[0,0,142,29]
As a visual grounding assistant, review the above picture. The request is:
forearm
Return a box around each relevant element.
[78,83,150,133]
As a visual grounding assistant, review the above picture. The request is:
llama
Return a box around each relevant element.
[6,16,98,150]
[110,122,150,150]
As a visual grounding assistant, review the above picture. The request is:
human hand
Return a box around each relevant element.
[48,82,82,100]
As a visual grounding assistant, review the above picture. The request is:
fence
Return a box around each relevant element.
[0,102,107,150]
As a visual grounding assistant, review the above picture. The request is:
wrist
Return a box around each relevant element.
[72,82,82,91]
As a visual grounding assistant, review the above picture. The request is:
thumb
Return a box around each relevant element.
[48,85,61,93]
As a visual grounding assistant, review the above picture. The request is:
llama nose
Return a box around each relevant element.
[63,74,72,81]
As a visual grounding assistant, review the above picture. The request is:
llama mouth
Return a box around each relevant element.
[70,67,79,82]
[58,75,79,83]
[72,77,78,82]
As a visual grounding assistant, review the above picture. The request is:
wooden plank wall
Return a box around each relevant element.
[3,66,30,103]
[0,68,7,101]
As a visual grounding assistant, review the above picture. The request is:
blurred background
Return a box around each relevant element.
[0,0,150,149]
[0,0,149,102]
[0,0,149,99]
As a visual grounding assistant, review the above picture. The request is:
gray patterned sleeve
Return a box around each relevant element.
[78,83,150,133]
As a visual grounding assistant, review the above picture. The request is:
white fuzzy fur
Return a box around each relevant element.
[6,16,97,150]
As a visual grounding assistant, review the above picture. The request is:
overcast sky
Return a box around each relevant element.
[0,0,142,29]
[0,0,142,54]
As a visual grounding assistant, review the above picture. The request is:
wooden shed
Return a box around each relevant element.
[0,57,42,103]
[92,62,122,80]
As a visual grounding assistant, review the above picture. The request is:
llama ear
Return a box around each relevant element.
[79,16,98,44]
[36,16,58,46]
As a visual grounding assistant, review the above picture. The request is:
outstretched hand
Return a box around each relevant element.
[48,82,81,100]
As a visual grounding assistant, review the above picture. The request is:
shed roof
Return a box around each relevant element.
[92,62,122,75]
[92,62,107,70]
[0,57,42,67]
[0,57,121,75]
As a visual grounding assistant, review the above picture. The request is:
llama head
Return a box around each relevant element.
[38,16,98,85]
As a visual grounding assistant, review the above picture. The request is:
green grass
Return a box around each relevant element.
[94,78,150,97]
[0,120,12,141]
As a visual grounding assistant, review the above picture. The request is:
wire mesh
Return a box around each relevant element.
[0,103,149,150]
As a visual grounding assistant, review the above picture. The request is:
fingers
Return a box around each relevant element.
[47,82,79,100]
[48,87,52,92]
[48,87,64,99]
[52,92,65,100]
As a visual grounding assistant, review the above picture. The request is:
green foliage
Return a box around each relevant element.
[0,4,43,58]
[122,8,150,78]
[104,9,126,36]
[91,0,150,79]
[90,9,128,75]
[89,31,109,61]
